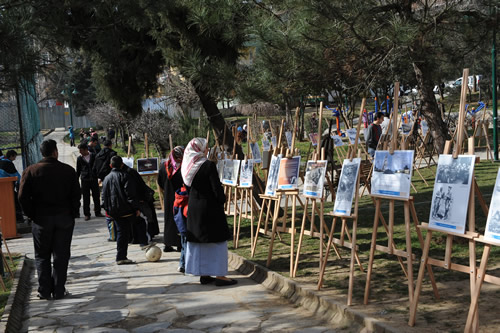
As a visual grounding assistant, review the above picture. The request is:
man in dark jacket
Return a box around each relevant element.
[92,140,117,182]
[101,156,145,264]
[88,137,101,155]
[366,112,385,157]
[76,143,103,220]
[18,139,81,300]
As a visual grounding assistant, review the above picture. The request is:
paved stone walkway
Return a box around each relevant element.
[7,129,339,332]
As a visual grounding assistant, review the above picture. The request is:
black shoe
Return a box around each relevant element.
[95,212,104,217]
[175,247,182,252]
[215,278,238,287]
[177,267,185,274]
[53,290,70,300]
[163,246,175,253]
[200,276,216,285]
[37,293,52,300]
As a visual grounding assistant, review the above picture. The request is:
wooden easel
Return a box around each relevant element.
[408,69,491,331]
[364,82,439,306]
[316,98,367,305]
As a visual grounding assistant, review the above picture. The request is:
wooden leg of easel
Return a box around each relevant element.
[404,202,414,304]
[317,216,337,289]
[469,237,479,332]
[283,195,288,231]
[264,198,272,234]
[293,198,309,277]
[364,198,381,305]
[465,244,490,332]
[342,222,364,272]
[408,230,432,326]
[266,195,282,267]
[0,250,12,280]
[347,217,358,306]
[235,188,244,249]
[474,179,489,217]
[388,200,394,254]
[226,185,232,215]
[414,166,428,187]
[290,195,297,276]
[250,190,254,251]
[251,198,266,258]
[409,201,439,299]
[0,254,6,291]
[319,200,324,271]
[310,200,316,235]
[233,188,238,247]
[2,235,13,267]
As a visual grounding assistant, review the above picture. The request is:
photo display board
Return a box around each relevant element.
[346,128,362,145]
[217,159,225,181]
[239,159,254,188]
[222,159,241,186]
[262,139,271,151]
[333,158,361,216]
[277,156,301,190]
[271,136,277,148]
[137,158,159,174]
[428,154,475,234]
[250,142,262,163]
[123,157,134,169]
[303,160,328,199]
[285,131,293,148]
[485,168,500,242]
[331,135,344,147]
[371,150,414,199]
[309,133,319,146]
[265,154,282,196]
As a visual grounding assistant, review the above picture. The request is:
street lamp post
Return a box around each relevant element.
[61,85,77,128]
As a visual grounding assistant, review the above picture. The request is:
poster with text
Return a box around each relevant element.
[485,169,500,243]
[303,160,327,199]
[265,154,282,196]
[309,133,319,146]
[222,159,241,186]
[332,135,344,147]
[123,157,134,169]
[346,129,362,145]
[429,154,475,234]
[137,158,159,174]
[262,139,271,151]
[371,150,414,199]
[250,142,262,163]
[333,158,361,216]
[278,156,301,190]
[285,131,293,148]
[239,159,254,187]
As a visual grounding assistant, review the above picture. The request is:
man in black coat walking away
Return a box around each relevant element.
[92,140,117,183]
[18,139,81,300]
[102,156,146,265]
[76,143,103,220]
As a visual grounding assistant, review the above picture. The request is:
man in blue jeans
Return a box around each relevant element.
[101,156,147,264]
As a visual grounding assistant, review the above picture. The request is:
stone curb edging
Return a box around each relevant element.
[0,256,33,333]
[228,251,399,333]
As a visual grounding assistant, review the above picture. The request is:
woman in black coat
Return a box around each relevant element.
[181,138,236,286]
[157,146,184,252]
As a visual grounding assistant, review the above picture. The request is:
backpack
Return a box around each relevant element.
[173,186,189,235]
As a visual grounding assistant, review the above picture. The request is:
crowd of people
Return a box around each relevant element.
[10,129,235,300]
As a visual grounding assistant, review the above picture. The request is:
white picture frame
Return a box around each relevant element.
[371,150,414,199]
[303,160,327,199]
[239,160,254,187]
[277,156,301,190]
[333,158,361,216]
[265,154,281,196]
[222,159,241,186]
[250,142,262,163]
[485,168,500,243]
[137,158,159,175]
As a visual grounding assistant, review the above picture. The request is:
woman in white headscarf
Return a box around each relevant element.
[181,138,236,286]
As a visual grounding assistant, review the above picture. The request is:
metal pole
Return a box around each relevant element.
[492,4,498,161]
[15,84,27,169]
[69,91,74,128]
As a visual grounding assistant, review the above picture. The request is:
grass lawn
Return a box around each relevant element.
[0,253,22,317]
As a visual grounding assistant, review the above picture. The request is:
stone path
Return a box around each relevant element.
[7,129,340,332]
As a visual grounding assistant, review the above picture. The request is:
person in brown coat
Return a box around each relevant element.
[19,139,81,300]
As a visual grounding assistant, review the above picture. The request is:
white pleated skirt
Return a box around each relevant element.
[185,241,228,276]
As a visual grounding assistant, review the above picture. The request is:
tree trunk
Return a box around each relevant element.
[194,85,244,159]
[413,61,450,153]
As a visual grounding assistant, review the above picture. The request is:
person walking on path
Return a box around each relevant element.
[0,150,24,223]
[76,143,103,220]
[18,139,81,300]
[181,138,236,286]
[68,126,75,147]
[157,146,184,252]
[366,111,385,157]
[92,140,117,183]
[101,156,145,265]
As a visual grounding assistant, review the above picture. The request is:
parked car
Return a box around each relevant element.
[451,75,482,88]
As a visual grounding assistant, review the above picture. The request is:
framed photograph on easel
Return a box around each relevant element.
[222,159,241,186]
[484,169,500,242]
[333,158,361,216]
[371,150,414,199]
[265,154,281,196]
[137,157,159,174]
[277,156,301,190]
[239,159,254,187]
[250,142,262,163]
[303,160,327,199]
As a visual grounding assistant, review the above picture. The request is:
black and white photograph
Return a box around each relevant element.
[346,128,362,145]
[331,134,344,147]
[484,169,500,243]
[277,156,301,190]
[217,159,225,181]
[250,142,262,163]
[262,138,271,151]
[303,160,327,199]
[123,157,134,169]
[239,160,254,187]
[222,159,241,186]
[285,131,293,148]
[271,136,277,149]
[371,150,414,198]
[333,158,361,216]
[429,154,475,234]
[435,155,474,185]
[265,154,282,196]
[137,157,159,174]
